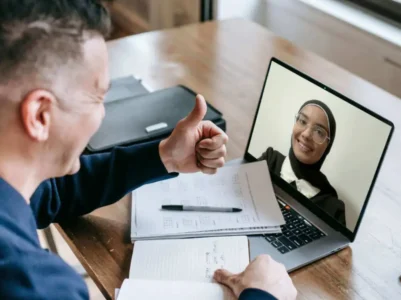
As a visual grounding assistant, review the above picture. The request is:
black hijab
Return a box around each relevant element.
[288,100,338,197]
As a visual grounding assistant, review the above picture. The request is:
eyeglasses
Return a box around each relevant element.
[294,113,330,145]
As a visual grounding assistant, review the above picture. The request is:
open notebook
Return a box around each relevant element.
[131,161,285,241]
[117,236,249,300]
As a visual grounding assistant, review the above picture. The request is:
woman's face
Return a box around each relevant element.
[292,105,330,164]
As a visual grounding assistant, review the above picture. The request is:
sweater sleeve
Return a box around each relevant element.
[30,140,177,229]
[239,288,278,300]
[0,241,89,300]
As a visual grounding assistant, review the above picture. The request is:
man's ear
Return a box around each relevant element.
[20,90,55,142]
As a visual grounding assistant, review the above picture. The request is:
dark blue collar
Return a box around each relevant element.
[0,177,38,241]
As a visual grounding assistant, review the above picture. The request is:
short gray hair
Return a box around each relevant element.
[0,0,111,89]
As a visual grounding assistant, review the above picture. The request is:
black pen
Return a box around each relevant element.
[161,205,242,213]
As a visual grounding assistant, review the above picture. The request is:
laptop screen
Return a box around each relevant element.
[246,59,393,236]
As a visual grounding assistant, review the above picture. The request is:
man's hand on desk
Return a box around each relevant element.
[214,255,297,300]
[159,94,228,174]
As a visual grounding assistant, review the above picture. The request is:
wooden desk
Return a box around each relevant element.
[56,19,401,300]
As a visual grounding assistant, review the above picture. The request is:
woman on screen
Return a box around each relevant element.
[259,100,346,226]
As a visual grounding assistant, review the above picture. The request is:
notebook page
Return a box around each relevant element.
[117,279,236,300]
[131,226,281,241]
[129,236,249,281]
[132,161,284,236]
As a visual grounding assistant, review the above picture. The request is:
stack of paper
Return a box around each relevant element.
[117,236,249,300]
[131,161,285,241]
[104,75,149,103]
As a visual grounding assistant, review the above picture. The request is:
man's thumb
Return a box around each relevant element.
[182,94,207,127]
[214,269,236,288]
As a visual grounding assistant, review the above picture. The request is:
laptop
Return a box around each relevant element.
[241,58,394,271]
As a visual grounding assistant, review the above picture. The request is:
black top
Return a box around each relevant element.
[259,147,346,226]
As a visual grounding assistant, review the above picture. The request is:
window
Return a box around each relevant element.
[345,0,401,23]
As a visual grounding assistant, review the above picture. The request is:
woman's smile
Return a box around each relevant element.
[296,138,313,153]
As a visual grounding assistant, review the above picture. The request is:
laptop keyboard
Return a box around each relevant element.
[263,200,326,254]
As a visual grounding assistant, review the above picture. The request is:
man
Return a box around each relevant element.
[0,1,296,299]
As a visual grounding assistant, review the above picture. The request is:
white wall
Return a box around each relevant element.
[216,0,267,25]
[215,0,401,99]
[248,62,392,231]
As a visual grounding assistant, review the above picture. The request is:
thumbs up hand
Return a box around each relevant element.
[159,94,228,174]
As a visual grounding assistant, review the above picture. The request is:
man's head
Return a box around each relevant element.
[0,0,111,179]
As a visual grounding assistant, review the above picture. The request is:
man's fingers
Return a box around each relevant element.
[180,94,207,128]
[213,269,236,288]
[196,157,218,174]
[198,164,217,175]
[198,156,225,169]
[196,145,227,159]
[198,134,228,151]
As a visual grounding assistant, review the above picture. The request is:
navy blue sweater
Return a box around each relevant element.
[0,141,276,300]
